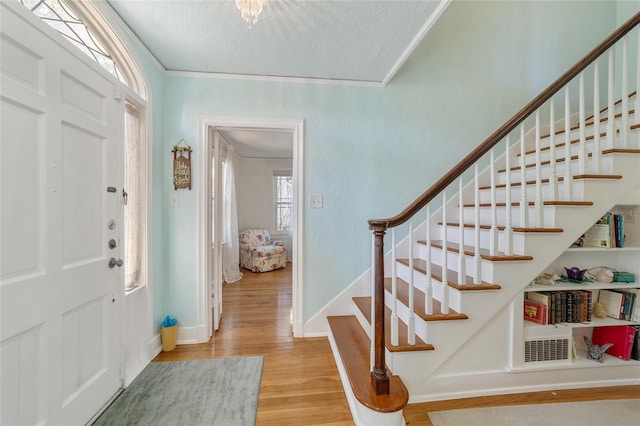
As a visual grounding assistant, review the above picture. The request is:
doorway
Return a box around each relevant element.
[196,117,305,339]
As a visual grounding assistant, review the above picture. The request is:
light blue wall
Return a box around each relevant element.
[153,1,625,327]
[103,1,634,329]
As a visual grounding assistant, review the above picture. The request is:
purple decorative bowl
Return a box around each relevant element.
[565,267,587,281]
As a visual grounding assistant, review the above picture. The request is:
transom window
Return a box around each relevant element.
[21,0,124,82]
[274,171,293,232]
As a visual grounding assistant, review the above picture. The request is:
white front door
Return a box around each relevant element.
[1,4,123,425]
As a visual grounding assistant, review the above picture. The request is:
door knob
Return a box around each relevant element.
[108,258,124,268]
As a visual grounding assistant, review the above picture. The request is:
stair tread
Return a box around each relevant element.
[479,174,622,190]
[353,297,435,352]
[509,149,640,170]
[438,221,564,233]
[397,258,501,290]
[420,240,533,261]
[384,277,468,321]
[537,109,636,142]
[462,201,594,207]
[327,316,409,413]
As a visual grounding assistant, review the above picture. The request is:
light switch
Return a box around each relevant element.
[169,192,179,207]
[309,194,323,209]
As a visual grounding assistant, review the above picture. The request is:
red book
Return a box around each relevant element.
[592,325,637,361]
[524,299,547,325]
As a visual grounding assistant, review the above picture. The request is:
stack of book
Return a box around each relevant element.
[578,211,625,248]
[524,290,592,325]
[598,289,639,322]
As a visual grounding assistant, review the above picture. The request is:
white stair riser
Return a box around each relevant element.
[395,262,463,312]
[415,245,495,282]
[437,225,526,255]
[457,205,558,228]
[499,156,616,185]
[478,180,586,204]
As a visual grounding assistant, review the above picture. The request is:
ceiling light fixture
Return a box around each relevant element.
[235,0,265,28]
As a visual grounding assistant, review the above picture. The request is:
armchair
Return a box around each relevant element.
[239,229,287,272]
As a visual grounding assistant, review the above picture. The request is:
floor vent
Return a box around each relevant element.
[524,338,569,363]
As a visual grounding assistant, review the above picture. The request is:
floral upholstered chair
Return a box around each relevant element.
[239,229,287,272]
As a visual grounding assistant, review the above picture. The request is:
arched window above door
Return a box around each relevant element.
[20,0,147,99]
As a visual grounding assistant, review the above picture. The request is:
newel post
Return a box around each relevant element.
[371,225,390,395]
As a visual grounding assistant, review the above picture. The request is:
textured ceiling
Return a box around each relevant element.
[106,1,448,157]
[107,0,448,83]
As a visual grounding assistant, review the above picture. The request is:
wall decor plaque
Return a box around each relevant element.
[172,139,192,190]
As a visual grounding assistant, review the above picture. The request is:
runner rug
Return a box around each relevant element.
[93,356,263,426]
[428,398,640,426]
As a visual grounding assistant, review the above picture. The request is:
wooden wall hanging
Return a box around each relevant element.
[172,139,192,190]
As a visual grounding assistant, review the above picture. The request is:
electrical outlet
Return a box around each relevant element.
[309,194,323,209]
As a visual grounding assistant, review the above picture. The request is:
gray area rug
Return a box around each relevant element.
[428,398,640,426]
[93,357,263,426]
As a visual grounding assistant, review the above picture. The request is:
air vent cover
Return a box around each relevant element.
[524,338,569,363]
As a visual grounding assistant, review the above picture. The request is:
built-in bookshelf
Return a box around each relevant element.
[512,199,640,371]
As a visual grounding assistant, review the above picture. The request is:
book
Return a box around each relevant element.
[592,325,637,361]
[526,292,552,324]
[598,289,626,320]
[584,223,611,248]
[524,299,547,325]
[631,326,640,361]
[616,289,639,322]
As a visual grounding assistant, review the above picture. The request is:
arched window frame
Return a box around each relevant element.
[20,0,147,100]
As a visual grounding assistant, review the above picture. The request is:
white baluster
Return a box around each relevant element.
[535,110,543,227]
[390,228,398,346]
[504,138,513,256]
[473,164,482,284]
[519,124,529,227]
[408,220,415,345]
[370,233,375,371]
[441,189,449,314]
[489,148,498,255]
[578,72,587,175]
[608,48,615,150]
[425,204,433,315]
[549,98,559,199]
[593,59,602,174]
[564,86,574,200]
[636,30,640,126]
[458,178,466,285]
[621,35,629,148]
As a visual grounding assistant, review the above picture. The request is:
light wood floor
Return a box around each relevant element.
[152,265,355,425]
[153,264,640,425]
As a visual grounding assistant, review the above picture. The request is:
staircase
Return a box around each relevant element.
[327,13,640,426]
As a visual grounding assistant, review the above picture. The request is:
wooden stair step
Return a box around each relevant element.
[420,240,533,261]
[461,200,594,207]
[538,107,636,141]
[502,149,640,172]
[397,258,501,290]
[438,221,564,233]
[327,316,409,413]
[383,277,468,322]
[353,297,435,352]
[479,174,622,190]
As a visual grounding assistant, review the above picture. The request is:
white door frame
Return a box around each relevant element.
[196,116,305,338]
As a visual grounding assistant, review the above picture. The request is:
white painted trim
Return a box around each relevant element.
[92,0,166,75]
[382,0,452,86]
[196,116,305,341]
[165,70,384,87]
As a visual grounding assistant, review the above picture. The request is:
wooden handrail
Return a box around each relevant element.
[366,12,640,396]
[369,11,640,232]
